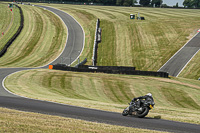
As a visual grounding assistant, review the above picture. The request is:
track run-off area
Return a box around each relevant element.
[0,4,200,132]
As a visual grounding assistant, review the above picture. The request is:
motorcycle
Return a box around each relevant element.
[122,100,155,118]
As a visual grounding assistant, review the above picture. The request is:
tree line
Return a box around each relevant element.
[183,0,200,8]
[77,0,200,8]
[3,0,200,8]
[69,0,163,7]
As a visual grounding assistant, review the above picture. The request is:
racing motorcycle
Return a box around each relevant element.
[122,99,155,118]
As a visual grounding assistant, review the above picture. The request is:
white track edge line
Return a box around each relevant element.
[2,70,30,98]
[37,6,69,68]
[2,5,85,102]
[176,49,200,77]
[39,5,85,67]
[2,70,117,113]
[158,32,199,72]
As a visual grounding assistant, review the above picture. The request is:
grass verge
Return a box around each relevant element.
[5,69,200,124]
[179,50,200,80]
[0,107,164,133]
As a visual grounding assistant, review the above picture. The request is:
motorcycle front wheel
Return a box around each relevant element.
[122,110,129,116]
[136,107,149,118]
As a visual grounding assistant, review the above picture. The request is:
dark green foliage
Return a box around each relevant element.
[183,0,200,8]
[139,0,150,6]
[151,0,163,7]
[3,0,138,6]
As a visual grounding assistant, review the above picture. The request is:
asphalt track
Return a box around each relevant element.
[158,32,200,77]
[0,5,200,133]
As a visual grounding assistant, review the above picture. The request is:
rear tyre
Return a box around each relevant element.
[136,107,149,118]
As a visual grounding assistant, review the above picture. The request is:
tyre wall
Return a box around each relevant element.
[51,64,169,78]
[0,4,24,57]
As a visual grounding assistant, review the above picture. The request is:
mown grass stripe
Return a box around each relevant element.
[41,4,199,78]
[97,20,116,66]
[117,81,132,102]
[0,5,67,67]
[161,87,200,110]
[0,4,20,51]
[1,7,43,65]
[5,69,200,124]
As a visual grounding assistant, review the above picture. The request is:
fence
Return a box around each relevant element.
[0,4,24,57]
[78,65,136,71]
[92,19,101,66]
[74,58,87,68]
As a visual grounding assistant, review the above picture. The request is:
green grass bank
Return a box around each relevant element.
[0,3,20,51]
[0,107,164,133]
[0,4,67,67]
[1,3,200,131]
[38,3,200,79]
[5,69,200,124]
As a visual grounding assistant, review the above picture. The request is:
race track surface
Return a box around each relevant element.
[159,33,200,77]
[0,5,200,133]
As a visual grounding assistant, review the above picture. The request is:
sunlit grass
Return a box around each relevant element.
[0,107,164,133]
[0,3,20,51]
[0,5,67,67]
[38,3,200,79]
[5,69,200,124]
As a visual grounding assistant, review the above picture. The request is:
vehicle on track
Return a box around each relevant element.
[122,99,155,118]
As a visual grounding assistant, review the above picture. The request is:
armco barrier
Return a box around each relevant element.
[78,65,136,71]
[51,64,169,78]
[74,58,87,68]
[92,19,101,66]
[0,4,24,57]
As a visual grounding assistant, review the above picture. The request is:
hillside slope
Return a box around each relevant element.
[0,5,67,67]
[5,69,200,124]
[0,3,20,51]
[39,4,200,79]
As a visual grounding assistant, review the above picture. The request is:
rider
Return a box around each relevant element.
[131,93,154,110]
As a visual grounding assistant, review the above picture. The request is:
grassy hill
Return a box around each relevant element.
[1,3,200,132]
[38,4,200,79]
[5,69,200,124]
[0,3,20,51]
[0,4,67,67]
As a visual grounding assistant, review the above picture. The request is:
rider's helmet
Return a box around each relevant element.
[146,93,152,97]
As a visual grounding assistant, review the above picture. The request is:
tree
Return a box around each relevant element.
[116,0,137,6]
[151,0,163,7]
[132,0,138,5]
[183,0,193,8]
[123,0,132,6]
[175,2,179,7]
[192,0,200,8]
[139,0,150,6]
[98,0,116,5]
[116,0,123,6]
[161,4,169,8]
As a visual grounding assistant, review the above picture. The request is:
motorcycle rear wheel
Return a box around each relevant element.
[136,107,149,118]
